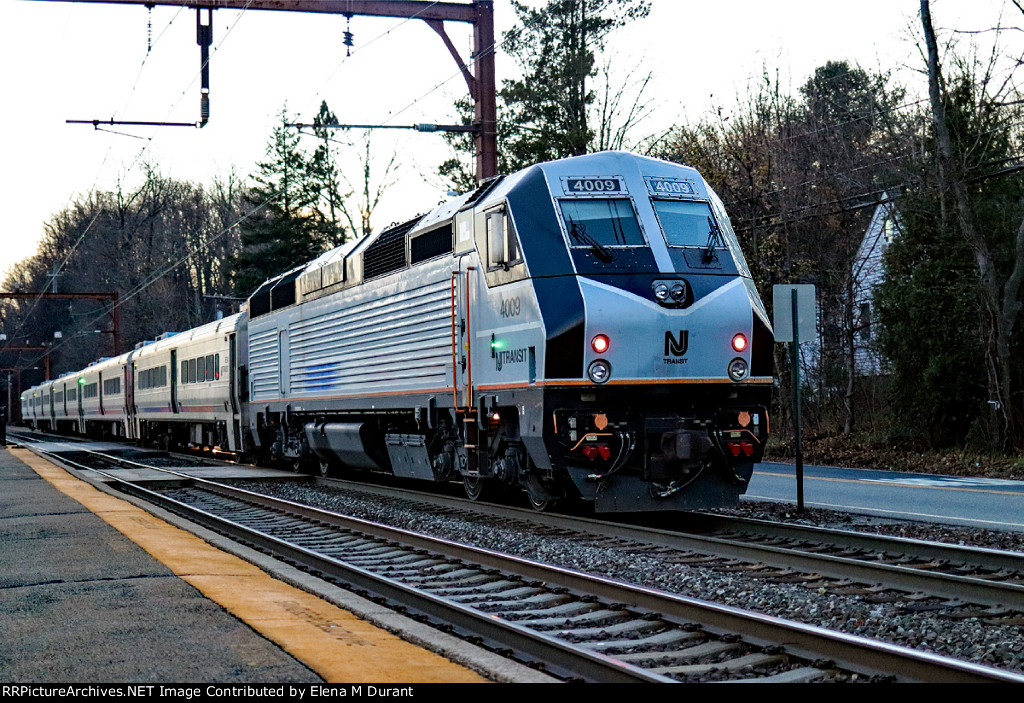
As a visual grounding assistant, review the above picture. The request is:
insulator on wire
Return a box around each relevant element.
[343,14,354,57]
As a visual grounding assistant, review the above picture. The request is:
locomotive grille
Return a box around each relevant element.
[363,219,419,281]
[249,327,280,400]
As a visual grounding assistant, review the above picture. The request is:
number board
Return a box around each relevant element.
[645,176,695,197]
[561,176,627,196]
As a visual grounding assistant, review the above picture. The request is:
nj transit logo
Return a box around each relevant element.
[664,330,689,357]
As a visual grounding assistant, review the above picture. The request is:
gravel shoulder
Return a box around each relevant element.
[708,499,1024,553]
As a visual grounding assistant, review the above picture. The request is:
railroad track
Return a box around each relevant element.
[276,477,1024,614]
[22,441,1024,683]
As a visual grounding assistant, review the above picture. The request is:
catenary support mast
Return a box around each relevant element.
[42,0,498,181]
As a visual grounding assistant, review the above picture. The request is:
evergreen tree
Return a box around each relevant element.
[439,0,650,189]
[307,101,348,248]
[876,67,1024,448]
[873,190,986,446]
[502,0,649,168]
[232,107,322,296]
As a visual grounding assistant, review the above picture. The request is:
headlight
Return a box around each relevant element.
[652,279,690,307]
[728,358,749,382]
[588,360,612,384]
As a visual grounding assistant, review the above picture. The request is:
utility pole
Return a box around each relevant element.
[45,0,499,181]
[1,369,22,424]
[46,265,63,293]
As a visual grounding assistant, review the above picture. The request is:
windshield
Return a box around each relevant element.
[559,199,646,247]
[652,199,724,249]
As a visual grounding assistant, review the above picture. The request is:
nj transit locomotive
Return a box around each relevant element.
[23,151,774,512]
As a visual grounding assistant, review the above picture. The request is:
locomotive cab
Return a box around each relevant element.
[464,151,774,511]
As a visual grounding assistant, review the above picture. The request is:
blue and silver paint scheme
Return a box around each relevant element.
[244,151,773,512]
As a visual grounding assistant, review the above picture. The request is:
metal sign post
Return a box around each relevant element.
[773,284,816,513]
[790,289,804,512]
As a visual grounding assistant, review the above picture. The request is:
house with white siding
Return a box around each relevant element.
[850,194,900,375]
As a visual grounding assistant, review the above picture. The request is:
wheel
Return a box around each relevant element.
[526,489,556,512]
[463,474,485,501]
[290,458,304,474]
[318,460,332,478]
[524,476,557,512]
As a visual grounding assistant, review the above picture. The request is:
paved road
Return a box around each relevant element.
[747,461,1024,532]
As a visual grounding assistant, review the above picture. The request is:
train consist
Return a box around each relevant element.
[22,151,774,512]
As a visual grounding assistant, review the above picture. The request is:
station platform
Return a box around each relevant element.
[16,438,304,487]
[0,445,552,684]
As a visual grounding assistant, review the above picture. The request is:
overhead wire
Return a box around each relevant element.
[2,3,188,357]
[7,1,937,369]
[20,0,567,371]
[5,2,255,365]
[14,2,478,368]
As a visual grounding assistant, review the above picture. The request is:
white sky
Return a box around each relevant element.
[0,0,1016,284]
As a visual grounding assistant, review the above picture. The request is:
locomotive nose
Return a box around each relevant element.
[580,277,754,382]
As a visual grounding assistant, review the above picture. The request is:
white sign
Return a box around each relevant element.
[773,284,816,343]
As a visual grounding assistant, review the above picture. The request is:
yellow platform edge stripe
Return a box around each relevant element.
[11,447,487,684]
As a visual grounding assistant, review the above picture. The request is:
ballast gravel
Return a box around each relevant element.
[236,480,1024,675]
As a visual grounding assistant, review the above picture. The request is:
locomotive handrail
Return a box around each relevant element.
[450,270,459,412]
[464,266,475,414]
[451,262,477,416]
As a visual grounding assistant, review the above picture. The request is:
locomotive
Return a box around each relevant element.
[23,151,774,512]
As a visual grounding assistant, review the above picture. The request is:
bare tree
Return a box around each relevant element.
[592,59,655,151]
[338,135,399,239]
[657,61,911,437]
[920,0,1024,450]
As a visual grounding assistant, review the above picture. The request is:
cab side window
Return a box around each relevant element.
[486,209,521,270]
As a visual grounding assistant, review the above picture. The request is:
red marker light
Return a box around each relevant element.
[591,334,610,354]
[732,333,748,352]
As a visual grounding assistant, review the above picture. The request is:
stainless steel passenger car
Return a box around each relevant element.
[130,313,248,452]
[78,353,131,438]
[24,314,248,452]
[28,354,131,438]
[246,151,774,512]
